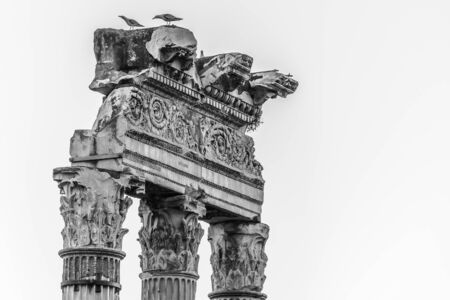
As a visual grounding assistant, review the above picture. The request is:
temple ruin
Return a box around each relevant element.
[53,24,298,300]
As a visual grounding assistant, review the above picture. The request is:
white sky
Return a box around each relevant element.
[1,0,450,299]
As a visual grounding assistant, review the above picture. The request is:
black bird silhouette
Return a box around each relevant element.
[118,15,144,30]
[153,14,183,25]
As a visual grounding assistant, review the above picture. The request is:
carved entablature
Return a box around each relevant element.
[91,86,263,178]
[138,195,205,275]
[89,27,298,130]
[200,118,263,176]
[208,222,269,293]
[71,25,298,222]
[53,167,133,250]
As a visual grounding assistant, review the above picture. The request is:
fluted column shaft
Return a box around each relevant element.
[208,222,269,300]
[54,167,134,300]
[138,194,205,300]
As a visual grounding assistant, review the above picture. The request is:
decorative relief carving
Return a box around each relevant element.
[208,222,269,293]
[93,86,262,177]
[59,25,299,300]
[89,27,298,135]
[196,53,253,92]
[54,167,132,250]
[200,120,263,177]
[148,96,170,136]
[171,111,198,150]
[138,196,205,275]
[126,92,147,127]
[93,87,150,132]
[248,70,299,105]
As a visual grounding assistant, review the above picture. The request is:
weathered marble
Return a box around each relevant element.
[71,84,265,220]
[146,26,198,73]
[138,191,206,300]
[53,167,142,300]
[248,70,299,105]
[55,23,298,300]
[54,167,132,249]
[208,222,269,300]
[196,53,253,93]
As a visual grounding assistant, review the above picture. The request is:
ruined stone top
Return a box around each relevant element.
[89,25,298,130]
[66,25,299,221]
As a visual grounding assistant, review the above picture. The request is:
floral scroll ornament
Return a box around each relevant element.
[149,97,169,133]
[93,86,148,132]
[171,111,187,144]
[170,110,199,151]
[124,91,148,128]
[201,120,262,176]
[204,125,233,162]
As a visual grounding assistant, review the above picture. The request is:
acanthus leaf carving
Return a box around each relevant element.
[138,197,204,275]
[208,222,269,293]
[55,167,133,250]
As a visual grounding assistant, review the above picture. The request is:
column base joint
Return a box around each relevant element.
[209,291,267,300]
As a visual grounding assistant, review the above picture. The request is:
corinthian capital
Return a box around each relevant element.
[208,222,269,295]
[138,194,205,275]
[53,167,133,250]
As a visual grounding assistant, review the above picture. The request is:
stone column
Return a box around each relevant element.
[53,167,133,300]
[138,193,206,300]
[208,222,269,300]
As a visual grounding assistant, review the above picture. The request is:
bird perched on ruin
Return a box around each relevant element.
[118,15,144,30]
[153,13,183,25]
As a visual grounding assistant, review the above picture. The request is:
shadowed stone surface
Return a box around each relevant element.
[208,222,269,300]
[54,167,139,300]
[54,24,298,300]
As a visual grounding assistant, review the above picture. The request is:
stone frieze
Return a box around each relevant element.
[92,86,263,178]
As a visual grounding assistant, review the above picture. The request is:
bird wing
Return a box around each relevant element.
[128,18,144,27]
[163,14,183,21]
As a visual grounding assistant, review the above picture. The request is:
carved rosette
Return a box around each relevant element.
[53,167,136,300]
[138,194,205,300]
[208,222,269,300]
